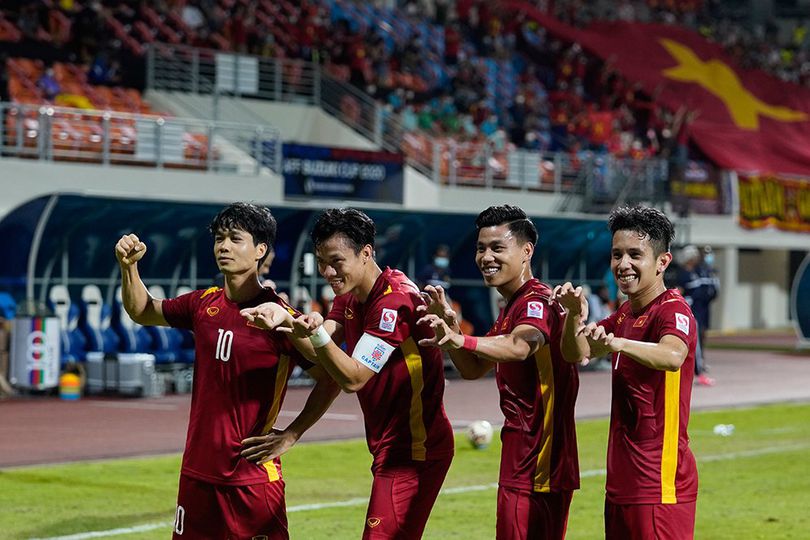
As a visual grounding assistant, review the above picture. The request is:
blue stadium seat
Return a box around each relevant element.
[49,285,87,364]
[145,285,183,364]
[112,286,152,354]
[79,285,120,354]
[0,292,16,319]
[174,286,196,364]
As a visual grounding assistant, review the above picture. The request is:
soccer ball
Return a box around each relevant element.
[466,420,494,449]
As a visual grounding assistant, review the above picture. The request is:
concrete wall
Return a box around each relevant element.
[145,91,378,149]
[0,159,283,218]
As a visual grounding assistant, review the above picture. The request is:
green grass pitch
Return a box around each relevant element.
[1,402,809,539]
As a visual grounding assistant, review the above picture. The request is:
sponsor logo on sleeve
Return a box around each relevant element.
[527,301,544,319]
[379,308,397,332]
[675,313,690,335]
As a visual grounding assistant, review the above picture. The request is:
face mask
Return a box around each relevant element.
[434,257,449,269]
[704,254,715,266]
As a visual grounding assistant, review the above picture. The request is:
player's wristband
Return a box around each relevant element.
[308,325,331,348]
[462,335,478,351]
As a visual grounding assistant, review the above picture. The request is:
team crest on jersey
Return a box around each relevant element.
[633,315,648,328]
[206,306,220,317]
[675,313,690,335]
[345,306,354,320]
[379,308,397,332]
[367,518,382,528]
[527,301,544,319]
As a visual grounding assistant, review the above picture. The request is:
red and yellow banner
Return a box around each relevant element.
[738,174,810,232]
[505,2,810,177]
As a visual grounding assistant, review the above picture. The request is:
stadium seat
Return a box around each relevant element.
[0,292,16,319]
[112,286,152,354]
[79,285,120,354]
[145,285,182,364]
[174,286,196,364]
[48,285,87,364]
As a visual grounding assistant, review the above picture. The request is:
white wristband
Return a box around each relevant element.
[308,325,331,348]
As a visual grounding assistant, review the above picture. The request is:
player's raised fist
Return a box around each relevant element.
[115,234,147,266]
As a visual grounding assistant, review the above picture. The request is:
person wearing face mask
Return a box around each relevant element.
[418,244,452,291]
[676,245,718,386]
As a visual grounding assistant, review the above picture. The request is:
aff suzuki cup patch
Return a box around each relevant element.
[379,308,398,333]
[527,301,544,319]
[353,333,395,373]
[675,313,690,335]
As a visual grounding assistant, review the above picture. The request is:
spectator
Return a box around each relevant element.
[87,50,120,86]
[418,244,452,290]
[676,245,717,386]
[37,67,61,101]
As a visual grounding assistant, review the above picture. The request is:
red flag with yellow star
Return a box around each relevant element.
[505,2,810,176]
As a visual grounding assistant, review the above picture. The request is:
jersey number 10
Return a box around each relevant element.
[216,328,234,362]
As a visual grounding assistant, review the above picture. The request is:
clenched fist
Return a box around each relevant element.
[115,234,147,267]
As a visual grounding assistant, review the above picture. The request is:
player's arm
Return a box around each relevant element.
[418,314,544,376]
[286,312,378,393]
[241,303,345,363]
[580,323,688,371]
[240,365,340,465]
[551,282,590,364]
[285,319,344,363]
[114,234,168,326]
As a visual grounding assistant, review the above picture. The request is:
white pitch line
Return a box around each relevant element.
[29,522,174,540]
[88,402,179,411]
[30,442,810,540]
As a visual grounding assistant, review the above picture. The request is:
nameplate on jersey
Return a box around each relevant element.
[527,301,544,319]
[675,313,690,335]
[353,333,395,373]
[379,308,398,333]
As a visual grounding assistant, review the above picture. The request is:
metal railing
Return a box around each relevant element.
[0,102,282,174]
[145,42,671,200]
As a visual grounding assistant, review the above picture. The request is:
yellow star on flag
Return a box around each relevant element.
[659,38,807,130]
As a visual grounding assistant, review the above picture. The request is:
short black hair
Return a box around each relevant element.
[608,205,675,255]
[311,208,376,253]
[475,205,538,245]
[209,202,276,265]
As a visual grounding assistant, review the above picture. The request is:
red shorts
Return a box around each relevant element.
[362,457,452,539]
[173,474,288,540]
[496,486,574,540]
[605,500,696,540]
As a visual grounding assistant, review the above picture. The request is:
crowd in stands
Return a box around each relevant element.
[549,0,810,87]
[1,0,808,166]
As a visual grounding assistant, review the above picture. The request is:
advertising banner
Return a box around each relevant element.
[283,144,404,204]
[738,174,810,232]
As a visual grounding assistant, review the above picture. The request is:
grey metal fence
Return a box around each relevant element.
[0,102,281,174]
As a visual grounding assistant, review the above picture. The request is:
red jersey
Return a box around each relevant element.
[163,286,309,486]
[599,289,698,504]
[326,268,454,466]
[487,279,580,493]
